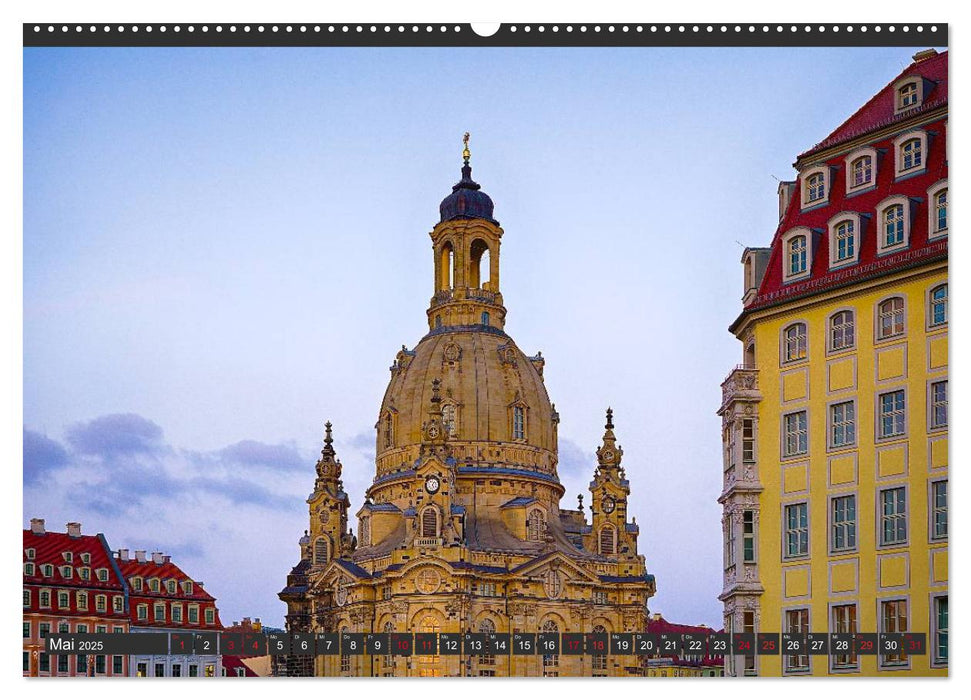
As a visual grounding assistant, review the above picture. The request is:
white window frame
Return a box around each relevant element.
[828,309,856,353]
[879,486,908,547]
[781,321,808,364]
[893,131,927,178]
[876,195,912,254]
[800,166,830,209]
[844,147,878,193]
[829,400,856,449]
[783,410,808,457]
[877,389,907,440]
[783,502,809,559]
[830,493,858,553]
[875,296,906,341]
[928,379,948,431]
[781,228,813,282]
[929,479,947,541]
[927,181,948,239]
[893,76,923,114]
[827,212,863,268]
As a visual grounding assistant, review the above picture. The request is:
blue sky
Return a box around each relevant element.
[23,46,937,628]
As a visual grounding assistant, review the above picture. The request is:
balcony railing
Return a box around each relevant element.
[414,537,441,547]
[720,365,760,410]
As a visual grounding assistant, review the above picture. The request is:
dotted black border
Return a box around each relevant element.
[24,23,947,47]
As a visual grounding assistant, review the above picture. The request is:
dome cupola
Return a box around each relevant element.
[438,132,497,225]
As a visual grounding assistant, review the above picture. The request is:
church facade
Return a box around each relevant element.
[279,141,656,677]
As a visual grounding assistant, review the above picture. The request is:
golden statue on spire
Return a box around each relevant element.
[462,131,471,164]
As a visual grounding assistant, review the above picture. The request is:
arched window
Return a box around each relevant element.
[930,284,948,327]
[442,403,457,437]
[788,235,807,276]
[783,323,807,362]
[592,624,608,676]
[526,509,544,542]
[834,220,855,262]
[806,173,825,203]
[599,525,616,555]
[478,618,496,669]
[898,82,918,109]
[480,311,490,326]
[469,239,491,289]
[883,204,905,247]
[439,242,454,290]
[384,412,394,449]
[359,517,370,548]
[851,156,872,188]
[421,508,439,538]
[512,405,526,440]
[900,138,922,172]
[313,537,330,566]
[830,311,855,351]
[383,621,394,674]
[935,188,948,233]
[877,297,905,339]
[541,619,559,675]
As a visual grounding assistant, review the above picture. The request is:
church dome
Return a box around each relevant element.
[439,163,497,225]
[374,327,557,483]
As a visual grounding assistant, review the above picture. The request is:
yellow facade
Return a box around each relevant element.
[719,51,948,677]
[725,266,948,676]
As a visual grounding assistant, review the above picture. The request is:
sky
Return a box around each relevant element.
[22,45,937,629]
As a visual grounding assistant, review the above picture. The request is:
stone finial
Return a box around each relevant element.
[462,132,471,165]
[577,494,583,510]
[605,407,614,430]
[321,421,336,458]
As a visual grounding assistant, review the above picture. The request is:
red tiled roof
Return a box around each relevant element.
[799,50,948,160]
[221,656,259,677]
[118,554,223,629]
[23,528,128,619]
[647,615,724,667]
[741,52,948,319]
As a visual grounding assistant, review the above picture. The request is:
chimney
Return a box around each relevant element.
[135,550,147,563]
[30,518,46,535]
[913,48,938,63]
[151,551,164,565]
[163,555,171,564]
[117,548,129,561]
[66,522,82,538]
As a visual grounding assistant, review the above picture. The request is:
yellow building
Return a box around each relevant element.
[719,50,948,676]
[280,137,656,677]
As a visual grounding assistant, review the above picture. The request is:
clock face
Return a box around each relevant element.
[427,424,440,439]
[602,450,615,462]
[601,496,616,514]
[425,475,441,494]
[317,508,330,524]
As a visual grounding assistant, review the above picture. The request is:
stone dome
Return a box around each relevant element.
[373,326,557,484]
[439,163,497,225]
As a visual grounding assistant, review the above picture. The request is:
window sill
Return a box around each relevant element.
[894,168,926,182]
[845,184,876,198]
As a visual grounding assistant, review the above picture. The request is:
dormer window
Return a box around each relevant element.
[898,82,918,109]
[62,552,73,563]
[42,564,54,577]
[132,577,142,591]
[150,578,160,592]
[894,131,927,178]
[852,156,871,187]
[877,196,912,254]
[182,581,194,596]
[781,227,814,283]
[80,553,90,564]
[900,139,921,171]
[789,236,806,275]
[167,580,177,595]
[828,213,862,268]
[526,509,545,542]
[25,548,35,560]
[804,172,826,205]
[928,181,948,238]
[845,147,877,193]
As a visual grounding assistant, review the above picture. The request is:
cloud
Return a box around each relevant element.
[26,413,310,515]
[347,430,375,453]
[23,429,70,485]
[217,439,305,471]
[65,413,165,456]
[557,436,594,480]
